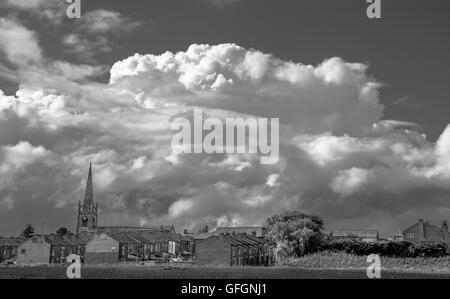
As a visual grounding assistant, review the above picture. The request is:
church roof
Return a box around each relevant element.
[96,225,175,233]
[82,163,94,209]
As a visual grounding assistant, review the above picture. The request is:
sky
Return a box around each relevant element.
[0,0,449,237]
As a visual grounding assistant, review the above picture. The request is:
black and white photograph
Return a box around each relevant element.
[0,0,449,286]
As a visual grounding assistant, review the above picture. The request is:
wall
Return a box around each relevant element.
[85,252,118,264]
[195,236,231,266]
[16,238,51,264]
[403,221,444,243]
[85,234,119,264]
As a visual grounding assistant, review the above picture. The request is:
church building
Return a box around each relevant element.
[76,163,98,233]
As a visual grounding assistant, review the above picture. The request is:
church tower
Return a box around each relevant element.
[76,163,98,233]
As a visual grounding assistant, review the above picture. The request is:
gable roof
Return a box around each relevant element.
[0,237,25,246]
[106,232,141,244]
[96,225,175,233]
[215,227,265,237]
[330,229,379,239]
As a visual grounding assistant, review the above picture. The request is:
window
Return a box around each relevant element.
[407,233,415,239]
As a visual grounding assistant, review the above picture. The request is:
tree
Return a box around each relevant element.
[21,223,35,238]
[265,211,324,262]
[56,227,69,236]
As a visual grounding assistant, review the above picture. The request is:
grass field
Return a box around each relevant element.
[288,251,450,273]
[0,265,449,279]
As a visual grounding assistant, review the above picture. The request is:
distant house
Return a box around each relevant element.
[329,229,379,242]
[0,237,24,262]
[85,232,142,264]
[214,227,266,238]
[16,234,88,264]
[195,233,272,266]
[402,219,449,248]
[391,230,404,241]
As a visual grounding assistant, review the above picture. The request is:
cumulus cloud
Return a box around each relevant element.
[0,42,449,236]
[110,44,384,136]
[0,17,106,88]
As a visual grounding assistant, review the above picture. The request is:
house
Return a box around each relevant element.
[402,219,449,249]
[0,237,24,262]
[329,229,379,242]
[85,232,143,264]
[195,233,272,266]
[214,227,266,238]
[392,230,404,241]
[84,229,194,264]
[16,234,86,264]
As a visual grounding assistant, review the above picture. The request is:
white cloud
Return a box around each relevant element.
[330,168,370,197]
[1,0,65,23]
[0,42,449,236]
[76,9,145,35]
[110,44,384,135]
[0,18,43,64]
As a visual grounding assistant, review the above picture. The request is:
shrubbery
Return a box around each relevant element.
[320,239,448,258]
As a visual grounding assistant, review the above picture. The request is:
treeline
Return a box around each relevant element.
[320,239,448,258]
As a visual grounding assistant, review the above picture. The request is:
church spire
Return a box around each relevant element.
[83,162,94,209]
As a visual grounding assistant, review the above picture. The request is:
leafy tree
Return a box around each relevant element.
[265,211,324,262]
[21,223,35,238]
[56,227,69,236]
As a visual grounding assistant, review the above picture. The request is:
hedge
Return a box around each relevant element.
[320,239,448,258]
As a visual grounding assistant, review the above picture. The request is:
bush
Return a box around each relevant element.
[320,239,447,258]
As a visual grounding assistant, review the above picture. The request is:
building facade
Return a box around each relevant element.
[328,229,380,242]
[402,219,449,248]
[0,238,23,262]
[195,233,272,266]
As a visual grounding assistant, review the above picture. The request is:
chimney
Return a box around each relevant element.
[442,220,448,233]
[418,219,425,242]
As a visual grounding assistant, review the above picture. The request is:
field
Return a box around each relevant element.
[287,251,450,273]
[0,264,449,279]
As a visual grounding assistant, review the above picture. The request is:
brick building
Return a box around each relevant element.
[402,219,449,249]
[16,234,89,264]
[195,233,272,266]
[0,237,24,262]
[215,227,266,238]
[328,229,379,242]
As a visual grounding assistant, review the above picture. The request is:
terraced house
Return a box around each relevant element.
[16,234,90,264]
[194,233,273,267]
[0,237,23,263]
